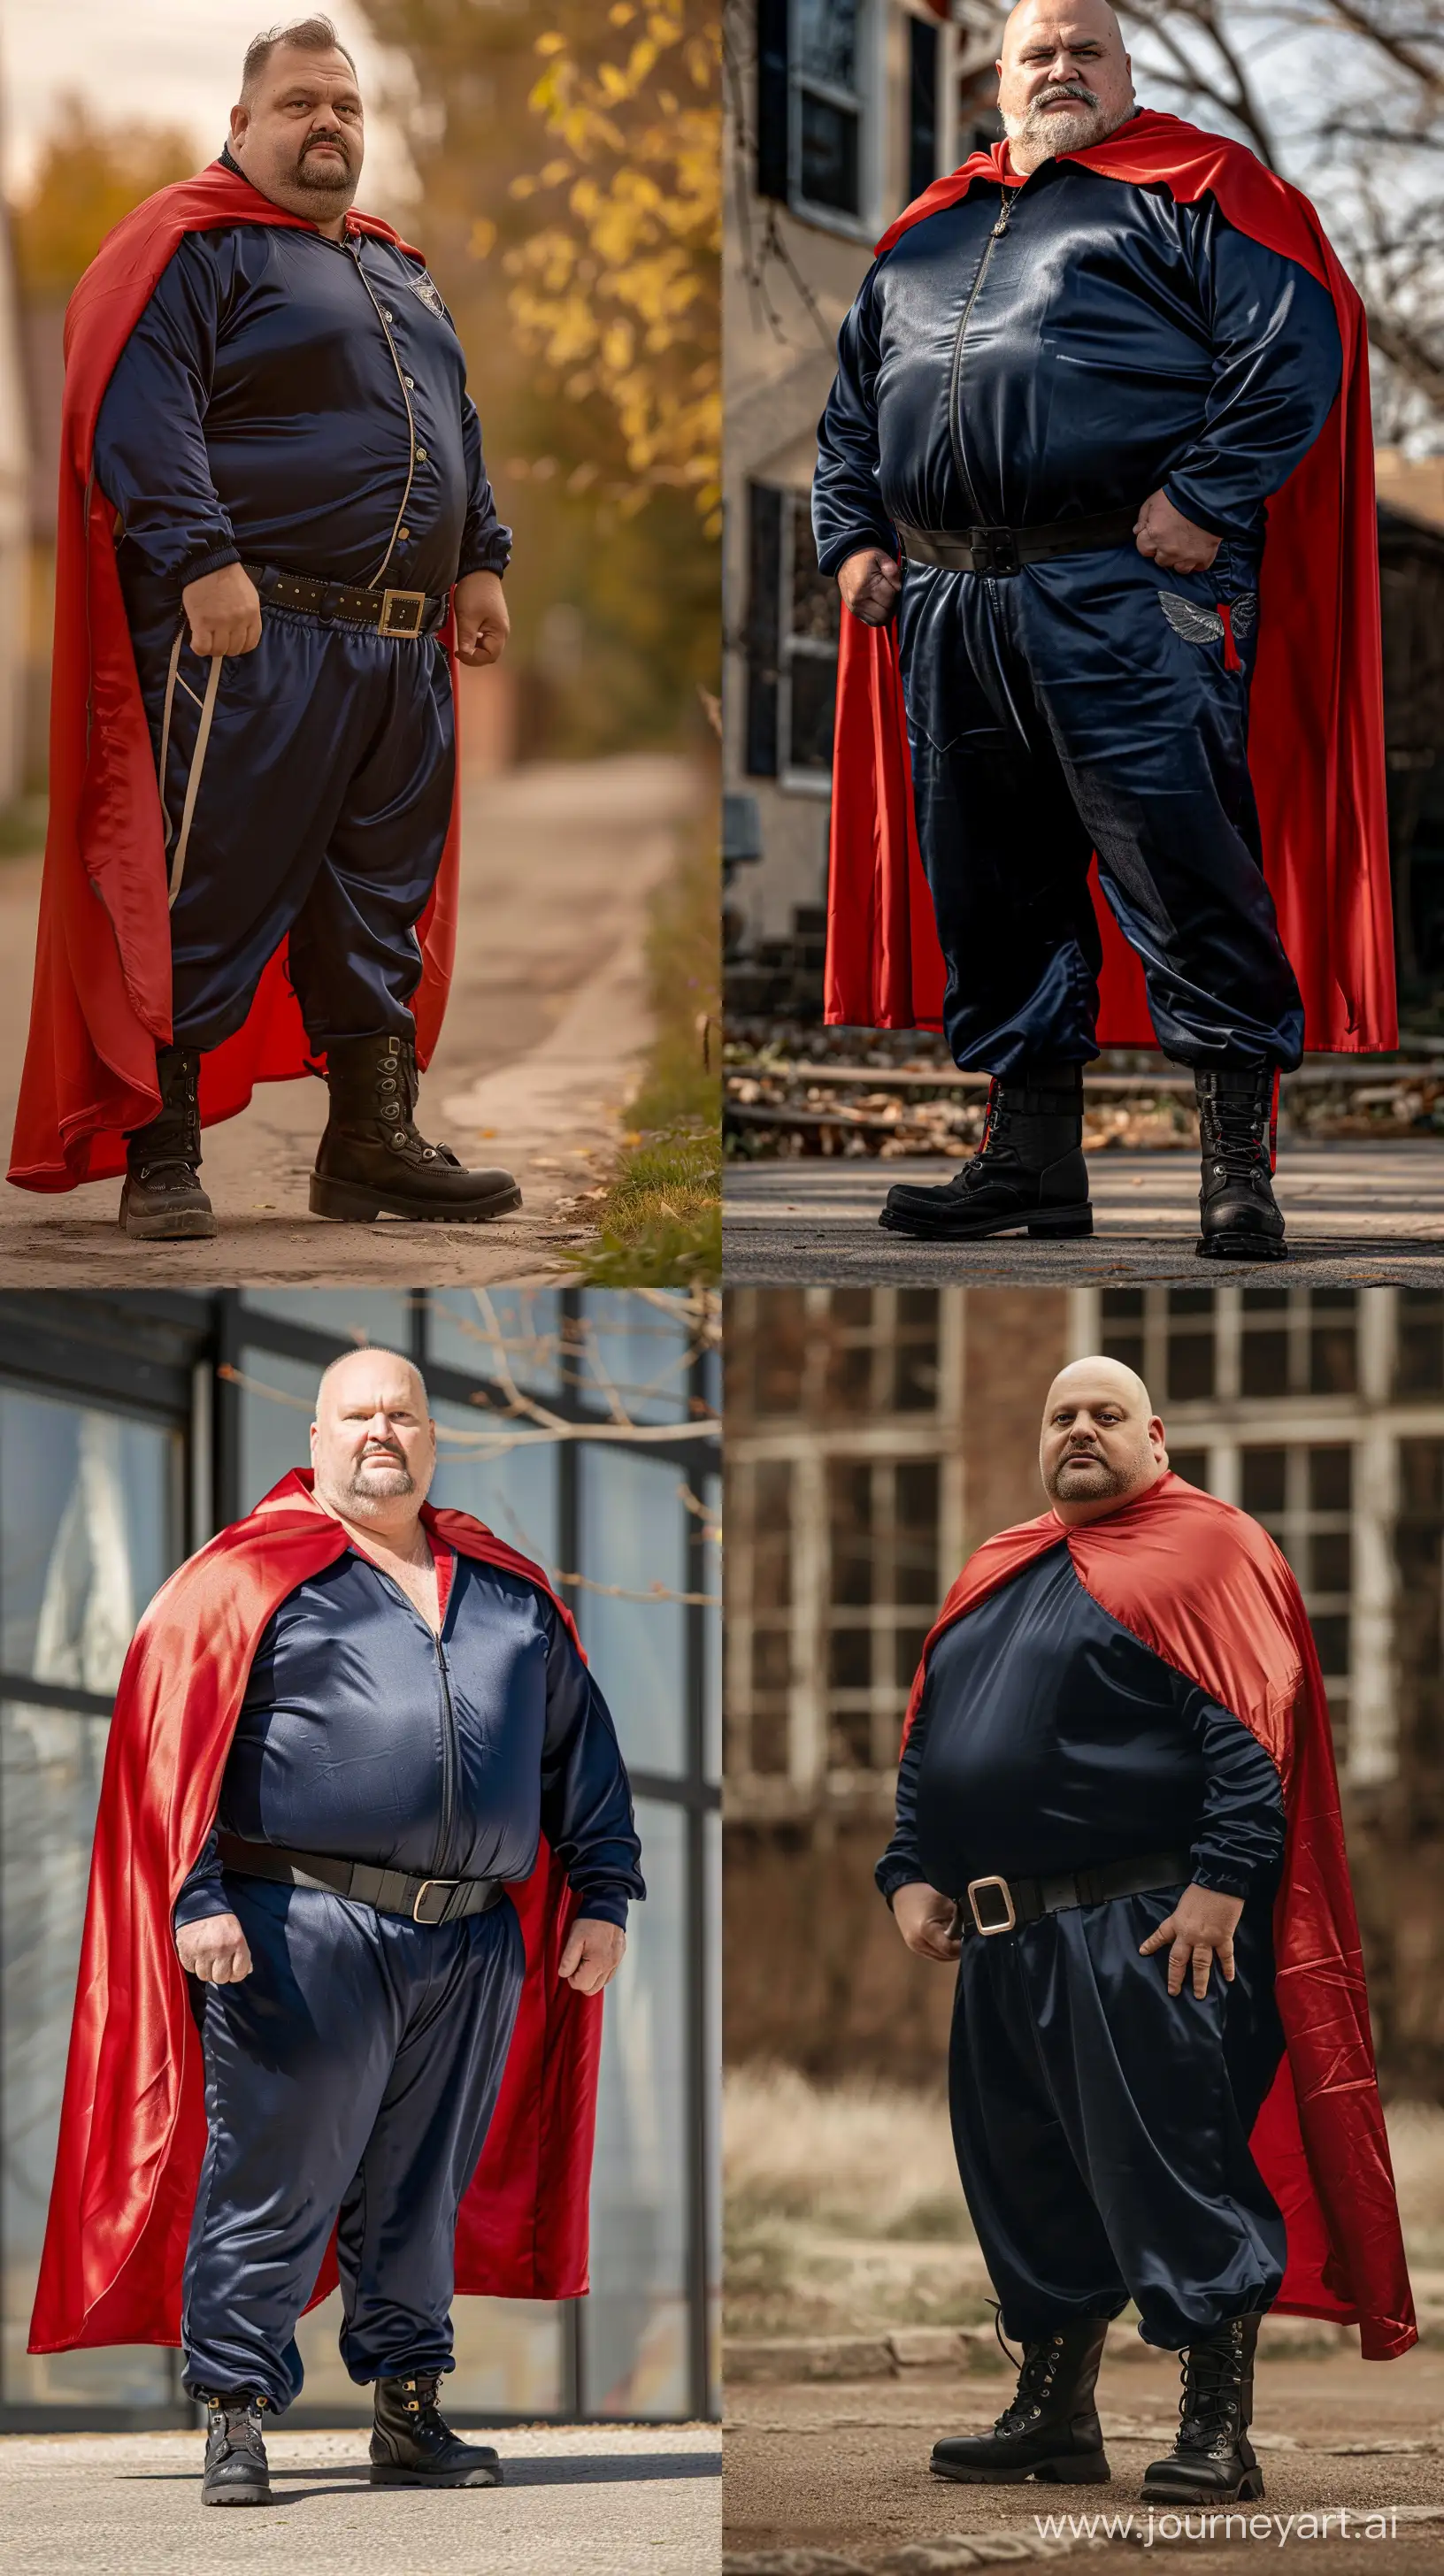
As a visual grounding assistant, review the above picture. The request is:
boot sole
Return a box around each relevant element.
[203,2487,272,2506]
[309,1176,524,1225]
[369,2463,502,2488]
[879,1205,1093,1243]
[1194,1234,1287,1262]
[1141,2465,1265,2505]
[119,1208,219,1241]
[932,2453,1110,2486]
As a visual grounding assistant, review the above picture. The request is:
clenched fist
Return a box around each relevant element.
[176,1911,253,1984]
[557,1916,626,1995]
[454,568,510,668]
[181,562,263,657]
[891,1881,963,1964]
[838,547,903,626]
[1133,490,1220,576]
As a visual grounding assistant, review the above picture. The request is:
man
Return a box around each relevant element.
[879,1358,1413,2504]
[11,17,520,1237]
[818,0,1394,1261]
[30,1348,643,2509]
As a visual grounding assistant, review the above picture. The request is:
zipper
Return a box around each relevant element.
[346,235,419,590]
[947,189,1017,524]
[433,1635,459,1879]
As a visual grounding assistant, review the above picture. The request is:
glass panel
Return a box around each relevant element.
[1240,1447,1287,1515]
[241,1289,413,1347]
[1309,1447,1353,1513]
[1310,1530,1353,1593]
[425,1290,563,1393]
[787,651,837,772]
[2,1700,173,2405]
[789,510,841,645]
[238,1347,326,1512]
[796,0,858,88]
[704,1810,720,2416]
[1395,1292,1444,1397]
[430,1399,561,1575]
[576,1447,687,1775]
[799,91,860,211]
[1167,1329,1215,1404]
[0,1391,180,1692]
[1170,1450,1210,1491]
[572,1292,694,1424]
[581,1798,689,2415]
[293,2288,565,2415]
[1240,1327,1288,1398]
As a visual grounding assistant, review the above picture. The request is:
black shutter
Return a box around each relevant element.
[908,16,941,203]
[745,484,783,778]
[757,0,790,202]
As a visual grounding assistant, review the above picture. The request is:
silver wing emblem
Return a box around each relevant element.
[1158,592,1224,645]
[1229,593,1258,637]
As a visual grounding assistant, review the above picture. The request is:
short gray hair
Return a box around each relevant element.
[242,16,357,101]
[314,1347,430,1416]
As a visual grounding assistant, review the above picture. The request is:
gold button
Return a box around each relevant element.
[399,526,411,540]
[383,309,394,321]
[417,448,427,462]
[404,376,414,388]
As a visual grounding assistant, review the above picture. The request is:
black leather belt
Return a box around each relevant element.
[957,1847,1194,1938]
[217,1832,504,1927]
[242,562,448,637]
[896,506,1141,578]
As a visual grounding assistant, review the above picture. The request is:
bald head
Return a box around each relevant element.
[310,1347,436,1531]
[1039,1355,1167,1524]
[996,0,1134,175]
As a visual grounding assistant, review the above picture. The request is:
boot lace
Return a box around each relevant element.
[204,2391,268,2463]
[1174,2327,1243,2456]
[371,1045,461,1172]
[989,2305,1066,2436]
[392,2369,455,2457]
[1201,1087,1269,1185]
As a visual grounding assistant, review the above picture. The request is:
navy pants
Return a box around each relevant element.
[128,595,455,1054]
[180,1877,524,2411]
[897,543,1306,1077]
[949,1888,1287,2350]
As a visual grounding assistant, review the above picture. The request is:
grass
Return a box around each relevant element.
[567,795,720,1285]
[725,2064,1444,2343]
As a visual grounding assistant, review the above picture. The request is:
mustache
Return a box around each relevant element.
[298,129,352,165]
[1032,80,1101,111]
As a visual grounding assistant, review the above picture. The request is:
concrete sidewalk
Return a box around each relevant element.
[724,1143,1444,1284]
[0,754,693,1287]
[2,2420,721,2576]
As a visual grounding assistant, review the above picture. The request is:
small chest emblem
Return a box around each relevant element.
[407,268,447,319]
[1158,591,1257,648]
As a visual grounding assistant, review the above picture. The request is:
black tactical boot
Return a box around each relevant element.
[200,2389,272,2505]
[119,1045,217,1239]
[310,1033,522,1223]
[1194,1066,1286,1261]
[879,1065,1091,1241]
[1142,2313,1265,2504]
[931,2319,1110,2485]
[370,2367,503,2488]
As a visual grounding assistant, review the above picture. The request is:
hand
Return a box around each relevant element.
[1133,491,1220,575]
[838,547,902,627]
[1139,1882,1244,1998]
[453,568,510,667]
[558,1916,626,1996]
[181,563,262,657]
[892,1881,963,1964]
[176,1911,253,1984]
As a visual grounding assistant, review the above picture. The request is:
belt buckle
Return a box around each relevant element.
[379,586,426,638]
[966,1873,1017,1936]
[411,1877,456,1925]
[971,528,1018,579]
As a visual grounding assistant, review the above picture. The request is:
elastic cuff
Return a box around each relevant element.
[1157,482,1243,546]
[178,541,243,588]
[569,1889,630,1929]
[876,1868,927,1911]
[171,1890,232,1932]
[815,528,898,580]
[457,545,511,581]
[1189,1866,1250,1900]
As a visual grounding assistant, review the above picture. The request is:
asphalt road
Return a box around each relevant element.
[724,2348,1444,2573]
[723,1144,1444,1284]
[0,755,692,1288]
[1,2420,721,2576]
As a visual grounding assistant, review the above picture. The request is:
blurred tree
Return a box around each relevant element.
[507,2,720,532]
[356,0,719,753]
[11,95,198,299]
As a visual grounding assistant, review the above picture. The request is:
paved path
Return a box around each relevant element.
[0,755,692,1287]
[724,1145,1444,1284]
[725,2350,1444,2572]
[1,2420,720,2576]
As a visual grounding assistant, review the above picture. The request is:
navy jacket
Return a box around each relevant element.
[812,153,1341,571]
[876,1541,1285,1905]
[96,156,511,607]
[175,1547,644,1931]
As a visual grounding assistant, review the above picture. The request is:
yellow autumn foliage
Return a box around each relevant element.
[505,2,721,531]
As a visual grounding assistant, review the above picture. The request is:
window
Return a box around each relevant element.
[1395,1440,1444,1771]
[908,14,941,200]
[756,0,874,229]
[1100,1286,1359,1403]
[1240,1444,1354,1760]
[826,1455,940,1770]
[744,484,839,790]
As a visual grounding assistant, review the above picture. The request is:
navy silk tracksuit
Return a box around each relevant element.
[876,1541,1287,2350]
[813,151,1343,1077]
[93,153,511,1054]
[172,1545,642,2409]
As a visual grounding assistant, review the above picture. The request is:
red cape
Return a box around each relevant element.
[901,1474,1414,2359]
[30,1471,603,2355]
[825,112,1396,1054]
[9,163,463,1193]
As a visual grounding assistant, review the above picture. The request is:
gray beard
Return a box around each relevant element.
[343,1457,415,1508]
[1003,90,1130,161]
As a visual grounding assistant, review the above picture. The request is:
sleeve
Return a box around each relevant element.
[874,1668,935,1905]
[1186,1687,1287,1898]
[1161,215,1343,543]
[172,1823,231,1933]
[538,1603,646,1928]
[811,264,898,579]
[457,392,512,580]
[92,235,242,592]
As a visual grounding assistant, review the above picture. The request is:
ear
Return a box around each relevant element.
[229,104,248,150]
